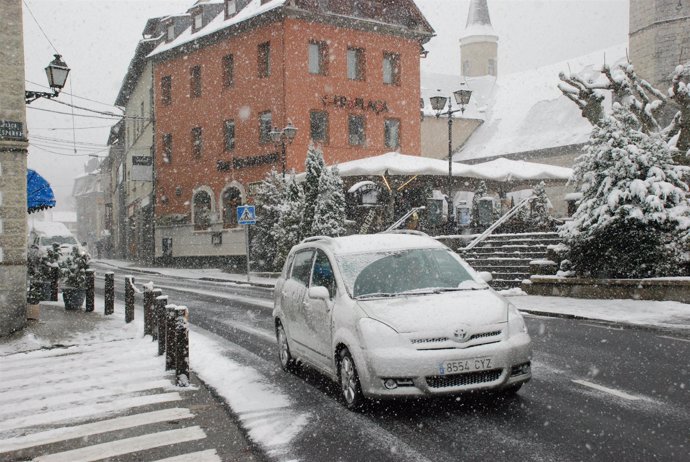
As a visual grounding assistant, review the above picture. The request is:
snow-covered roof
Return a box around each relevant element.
[460,0,497,42]
[297,152,571,182]
[452,43,628,162]
[72,173,102,197]
[30,221,73,237]
[150,0,286,57]
[46,211,77,223]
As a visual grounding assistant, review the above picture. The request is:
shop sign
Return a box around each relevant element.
[322,95,389,115]
[0,120,24,140]
[233,152,279,170]
[131,156,152,181]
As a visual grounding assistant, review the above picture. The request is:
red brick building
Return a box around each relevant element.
[150,0,433,260]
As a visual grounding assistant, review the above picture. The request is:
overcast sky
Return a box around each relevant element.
[22,0,628,210]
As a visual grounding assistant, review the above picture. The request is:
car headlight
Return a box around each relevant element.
[508,303,528,337]
[358,318,406,350]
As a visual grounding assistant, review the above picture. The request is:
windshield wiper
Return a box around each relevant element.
[355,292,397,299]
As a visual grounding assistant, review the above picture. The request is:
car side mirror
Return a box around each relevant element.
[478,271,493,283]
[31,244,39,250]
[308,286,330,300]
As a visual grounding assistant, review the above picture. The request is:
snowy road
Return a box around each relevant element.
[93,263,690,462]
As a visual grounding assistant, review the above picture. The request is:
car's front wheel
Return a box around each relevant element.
[338,348,365,410]
[276,322,295,372]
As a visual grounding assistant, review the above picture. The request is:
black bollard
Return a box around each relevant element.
[104,272,115,315]
[165,305,177,371]
[151,289,163,341]
[175,306,190,387]
[85,270,95,312]
[50,267,59,301]
[143,286,153,336]
[125,276,135,323]
[155,295,168,356]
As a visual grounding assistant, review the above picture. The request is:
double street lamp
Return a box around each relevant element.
[25,54,70,104]
[270,122,298,177]
[430,85,472,231]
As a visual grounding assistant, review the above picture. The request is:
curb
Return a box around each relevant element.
[520,308,690,338]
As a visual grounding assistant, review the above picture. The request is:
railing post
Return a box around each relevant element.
[85,269,95,312]
[104,272,115,315]
[50,266,59,301]
[155,295,168,356]
[165,305,177,371]
[151,289,163,341]
[143,286,153,336]
[125,276,135,323]
[175,306,190,386]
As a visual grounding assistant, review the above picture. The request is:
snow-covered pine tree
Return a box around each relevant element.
[274,174,305,271]
[471,181,488,227]
[302,142,325,237]
[560,104,690,278]
[312,165,347,237]
[530,181,552,231]
[250,169,285,271]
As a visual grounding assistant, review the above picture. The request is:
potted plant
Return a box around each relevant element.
[28,243,61,301]
[60,247,91,310]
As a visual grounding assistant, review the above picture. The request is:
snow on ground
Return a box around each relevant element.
[507,295,690,330]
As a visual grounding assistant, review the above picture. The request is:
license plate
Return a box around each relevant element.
[439,357,493,375]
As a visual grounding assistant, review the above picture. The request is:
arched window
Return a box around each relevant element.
[193,190,212,230]
[222,187,243,228]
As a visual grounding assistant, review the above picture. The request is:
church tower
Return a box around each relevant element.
[460,0,498,77]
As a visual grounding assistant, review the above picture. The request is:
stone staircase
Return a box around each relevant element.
[455,232,562,290]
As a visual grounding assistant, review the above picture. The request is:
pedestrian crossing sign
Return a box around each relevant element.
[237,205,257,225]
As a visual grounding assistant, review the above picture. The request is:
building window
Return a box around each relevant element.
[139,101,145,135]
[310,110,328,143]
[308,41,328,75]
[190,65,202,98]
[259,111,272,143]
[384,118,400,149]
[223,54,234,87]
[222,187,242,228]
[224,120,235,151]
[193,190,212,230]
[383,52,400,85]
[161,76,172,105]
[462,60,470,75]
[166,23,175,42]
[347,47,365,81]
[258,41,271,78]
[225,0,236,18]
[191,127,203,157]
[193,13,202,32]
[488,59,496,76]
[162,133,173,163]
[348,114,365,145]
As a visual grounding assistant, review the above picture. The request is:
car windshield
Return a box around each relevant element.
[40,236,78,246]
[336,248,487,299]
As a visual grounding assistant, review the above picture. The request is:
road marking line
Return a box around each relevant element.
[0,379,172,419]
[33,425,207,462]
[572,379,646,401]
[0,408,194,453]
[657,335,690,343]
[0,392,182,432]
[150,449,221,462]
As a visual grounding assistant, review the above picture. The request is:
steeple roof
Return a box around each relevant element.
[461,0,497,42]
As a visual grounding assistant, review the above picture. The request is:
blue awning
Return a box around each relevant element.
[27,169,56,214]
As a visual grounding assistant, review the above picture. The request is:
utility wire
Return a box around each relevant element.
[29,125,113,130]
[29,143,110,157]
[28,106,148,121]
[25,80,119,109]
[51,98,126,118]
[22,0,60,54]
[31,135,109,147]
[30,141,105,153]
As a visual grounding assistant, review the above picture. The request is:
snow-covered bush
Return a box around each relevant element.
[302,142,325,236]
[60,247,91,288]
[530,181,553,231]
[274,175,305,271]
[250,169,285,271]
[311,164,346,237]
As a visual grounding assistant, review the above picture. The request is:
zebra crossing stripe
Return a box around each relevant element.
[0,408,194,453]
[0,392,182,432]
[33,426,207,462]
[150,449,222,462]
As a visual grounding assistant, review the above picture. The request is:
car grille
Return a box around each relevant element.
[410,337,449,345]
[469,330,502,341]
[426,369,503,388]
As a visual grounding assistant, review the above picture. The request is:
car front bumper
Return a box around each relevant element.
[357,333,532,398]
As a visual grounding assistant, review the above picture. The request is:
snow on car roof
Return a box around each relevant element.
[306,233,447,256]
[30,221,73,237]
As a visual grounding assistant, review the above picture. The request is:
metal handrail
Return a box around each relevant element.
[384,206,426,232]
[462,196,535,252]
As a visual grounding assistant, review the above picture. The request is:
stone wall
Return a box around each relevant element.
[0,0,28,336]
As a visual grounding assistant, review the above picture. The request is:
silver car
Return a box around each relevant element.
[273,233,532,409]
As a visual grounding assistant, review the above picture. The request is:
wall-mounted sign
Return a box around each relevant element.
[233,152,278,170]
[0,120,24,140]
[322,95,389,115]
[131,156,153,181]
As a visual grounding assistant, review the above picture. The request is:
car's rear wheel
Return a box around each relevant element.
[338,348,364,410]
[276,323,295,372]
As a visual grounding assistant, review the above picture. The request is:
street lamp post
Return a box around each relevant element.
[25,54,70,104]
[270,122,298,178]
[430,85,472,233]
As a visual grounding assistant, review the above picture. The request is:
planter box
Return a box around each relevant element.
[524,276,690,303]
